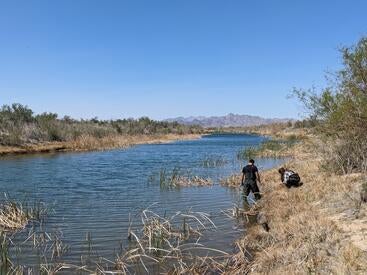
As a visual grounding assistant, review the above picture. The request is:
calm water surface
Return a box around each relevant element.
[0,134,284,268]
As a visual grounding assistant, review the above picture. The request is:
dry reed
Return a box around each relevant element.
[223,136,367,274]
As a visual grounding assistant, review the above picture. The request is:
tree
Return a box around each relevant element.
[293,36,367,173]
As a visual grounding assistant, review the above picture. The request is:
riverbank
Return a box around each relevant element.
[224,133,367,273]
[0,133,202,156]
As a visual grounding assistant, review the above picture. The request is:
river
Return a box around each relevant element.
[0,134,285,272]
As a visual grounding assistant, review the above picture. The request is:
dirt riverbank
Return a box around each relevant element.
[0,134,202,156]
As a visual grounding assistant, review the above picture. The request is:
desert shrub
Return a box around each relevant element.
[293,119,316,128]
[0,104,35,145]
[294,36,367,173]
[0,104,203,146]
[35,112,64,141]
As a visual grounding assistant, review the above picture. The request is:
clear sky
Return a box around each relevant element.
[1,0,366,120]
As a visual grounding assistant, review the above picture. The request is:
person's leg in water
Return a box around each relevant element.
[242,180,261,207]
[242,182,252,208]
[251,181,262,200]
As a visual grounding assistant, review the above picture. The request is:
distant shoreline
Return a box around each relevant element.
[0,134,202,156]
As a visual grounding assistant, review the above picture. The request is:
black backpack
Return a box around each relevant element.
[288,171,300,184]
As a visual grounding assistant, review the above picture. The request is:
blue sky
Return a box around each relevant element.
[1,0,366,120]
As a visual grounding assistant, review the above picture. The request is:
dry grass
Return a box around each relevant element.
[220,174,241,188]
[3,126,366,273]
[113,208,227,274]
[242,124,311,140]
[0,206,227,274]
[222,137,367,274]
[0,197,47,232]
[221,125,311,162]
[152,168,213,189]
[0,202,30,232]
[0,134,201,155]
[171,176,213,187]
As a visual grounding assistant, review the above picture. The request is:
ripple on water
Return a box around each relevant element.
[0,134,285,266]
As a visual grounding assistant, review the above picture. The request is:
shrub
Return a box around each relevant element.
[293,36,367,173]
[0,104,203,146]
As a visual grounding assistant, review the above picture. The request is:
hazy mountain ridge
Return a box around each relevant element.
[164,113,293,128]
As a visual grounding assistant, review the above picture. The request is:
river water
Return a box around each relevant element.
[0,134,284,271]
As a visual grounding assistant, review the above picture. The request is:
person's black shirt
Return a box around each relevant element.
[242,164,258,181]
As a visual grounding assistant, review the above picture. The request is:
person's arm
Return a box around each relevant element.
[283,171,289,184]
[241,173,245,186]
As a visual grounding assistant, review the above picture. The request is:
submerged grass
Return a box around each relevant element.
[0,195,48,232]
[115,207,226,274]
[149,167,213,189]
[0,197,64,274]
[201,155,228,168]
[0,197,230,274]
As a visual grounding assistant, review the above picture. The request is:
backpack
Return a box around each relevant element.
[288,172,300,184]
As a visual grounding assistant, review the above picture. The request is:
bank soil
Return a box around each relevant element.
[0,134,201,156]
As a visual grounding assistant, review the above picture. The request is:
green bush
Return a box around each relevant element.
[293,36,367,173]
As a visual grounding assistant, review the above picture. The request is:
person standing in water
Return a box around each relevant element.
[241,159,262,200]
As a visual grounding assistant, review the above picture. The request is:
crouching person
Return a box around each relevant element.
[278,167,303,188]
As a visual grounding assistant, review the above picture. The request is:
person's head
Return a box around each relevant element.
[249,159,255,165]
[278,167,286,175]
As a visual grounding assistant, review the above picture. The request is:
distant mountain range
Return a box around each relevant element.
[164,113,293,128]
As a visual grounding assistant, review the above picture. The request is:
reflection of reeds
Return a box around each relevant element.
[0,232,11,273]
[201,155,228,168]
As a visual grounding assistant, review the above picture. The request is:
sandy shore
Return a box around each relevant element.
[0,134,202,156]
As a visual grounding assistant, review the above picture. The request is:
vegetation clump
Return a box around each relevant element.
[0,103,203,147]
[115,207,225,274]
[150,168,213,189]
[237,136,298,159]
[293,36,367,173]
[0,196,48,232]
